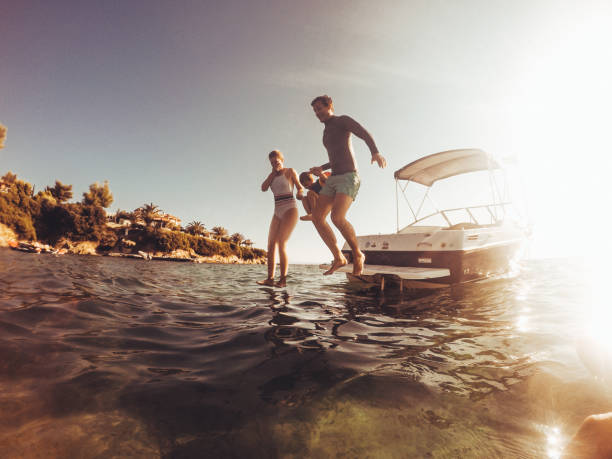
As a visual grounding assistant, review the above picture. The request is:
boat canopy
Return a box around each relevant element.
[394,149,500,186]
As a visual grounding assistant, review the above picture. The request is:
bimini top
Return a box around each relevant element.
[394,148,500,186]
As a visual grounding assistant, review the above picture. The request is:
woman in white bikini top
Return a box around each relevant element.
[258,150,304,287]
[270,172,298,218]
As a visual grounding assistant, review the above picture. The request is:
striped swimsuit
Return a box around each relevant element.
[270,173,297,219]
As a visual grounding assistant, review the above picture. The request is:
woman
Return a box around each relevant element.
[257,150,303,287]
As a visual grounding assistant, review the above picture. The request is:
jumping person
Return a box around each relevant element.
[309,95,386,276]
[257,150,304,287]
[298,170,329,221]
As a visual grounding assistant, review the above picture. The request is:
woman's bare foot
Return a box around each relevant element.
[274,276,287,287]
[352,251,365,275]
[324,256,347,275]
[257,278,275,286]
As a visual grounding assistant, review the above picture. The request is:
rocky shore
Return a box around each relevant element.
[0,223,265,264]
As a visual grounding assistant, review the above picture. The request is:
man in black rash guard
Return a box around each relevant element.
[308,95,386,276]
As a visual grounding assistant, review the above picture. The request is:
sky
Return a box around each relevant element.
[1,0,611,263]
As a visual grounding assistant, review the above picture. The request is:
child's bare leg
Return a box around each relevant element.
[300,191,318,221]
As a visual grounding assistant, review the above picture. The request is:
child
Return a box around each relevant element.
[298,170,329,221]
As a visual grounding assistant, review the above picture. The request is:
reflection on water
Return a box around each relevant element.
[0,250,611,457]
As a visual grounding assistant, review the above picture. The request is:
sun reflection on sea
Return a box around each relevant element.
[577,256,612,381]
[544,425,562,459]
[514,285,531,332]
[515,315,529,333]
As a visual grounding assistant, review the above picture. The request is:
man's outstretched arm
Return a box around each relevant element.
[340,115,386,168]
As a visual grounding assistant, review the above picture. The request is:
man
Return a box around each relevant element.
[309,95,386,276]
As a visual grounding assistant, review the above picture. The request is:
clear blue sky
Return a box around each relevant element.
[1,0,610,262]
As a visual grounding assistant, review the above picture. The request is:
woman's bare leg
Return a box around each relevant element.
[257,216,280,285]
[275,207,298,286]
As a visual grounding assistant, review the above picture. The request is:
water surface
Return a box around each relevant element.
[0,249,610,457]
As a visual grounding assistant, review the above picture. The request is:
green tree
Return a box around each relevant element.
[82,181,113,208]
[0,174,37,240]
[212,226,228,240]
[69,203,107,241]
[112,209,133,222]
[136,203,161,227]
[186,221,206,235]
[35,200,73,244]
[46,180,73,204]
[0,123,6,149]
[34,190,57,205]
[1,171,17,185]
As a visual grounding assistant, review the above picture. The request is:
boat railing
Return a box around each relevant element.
[404,202,513,228]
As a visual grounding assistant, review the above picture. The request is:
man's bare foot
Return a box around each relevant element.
[274,276,287,287]
[257,278,275,286]
[323,257,347,275]
[300,214,313,221]
[352,251,365,275]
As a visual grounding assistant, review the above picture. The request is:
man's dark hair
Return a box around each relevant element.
[311,95,333,108]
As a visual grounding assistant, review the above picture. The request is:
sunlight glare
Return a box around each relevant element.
[510,7,612,260]
[545,425,562,459]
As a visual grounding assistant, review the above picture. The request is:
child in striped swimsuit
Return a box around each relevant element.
[257,150,304,287]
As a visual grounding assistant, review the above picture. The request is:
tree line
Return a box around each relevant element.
[0,172,263,260]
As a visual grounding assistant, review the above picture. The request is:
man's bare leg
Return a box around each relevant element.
[330,193,365,275]
[312,194,347,275]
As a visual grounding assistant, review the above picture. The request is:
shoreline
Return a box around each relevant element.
[0,224,265,265]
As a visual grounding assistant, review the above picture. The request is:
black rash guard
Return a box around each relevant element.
[319,115,379,175]
[310,180,322,194]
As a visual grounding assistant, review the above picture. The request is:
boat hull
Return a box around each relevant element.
[341,227,525,286]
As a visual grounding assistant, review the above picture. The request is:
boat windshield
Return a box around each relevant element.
[396,168,527,231]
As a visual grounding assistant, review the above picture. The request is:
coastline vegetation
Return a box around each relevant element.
[0,171,265,262]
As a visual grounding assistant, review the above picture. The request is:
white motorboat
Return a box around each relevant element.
[324,148,529,289]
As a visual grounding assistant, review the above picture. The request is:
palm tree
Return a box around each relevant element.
[137,203,162,227]
[186,221,206,235]
[212,226,228,240]
[230,233,244,245]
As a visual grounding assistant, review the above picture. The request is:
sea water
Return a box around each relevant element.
[0,249,610,458]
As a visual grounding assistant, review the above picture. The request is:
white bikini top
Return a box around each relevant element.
[270,172,293,197]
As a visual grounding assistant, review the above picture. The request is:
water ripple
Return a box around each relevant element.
[0,249,610,457]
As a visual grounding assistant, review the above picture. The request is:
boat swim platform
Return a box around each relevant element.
[319,263,451,290]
